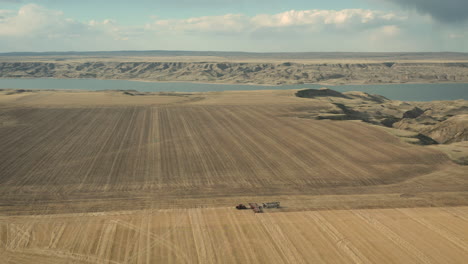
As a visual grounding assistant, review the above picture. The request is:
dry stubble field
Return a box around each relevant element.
[0,89,467,263]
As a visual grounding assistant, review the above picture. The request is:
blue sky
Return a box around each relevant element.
[0,0,466,52]
[2,0,375,22]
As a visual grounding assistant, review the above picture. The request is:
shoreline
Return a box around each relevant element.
[2,76,468,87]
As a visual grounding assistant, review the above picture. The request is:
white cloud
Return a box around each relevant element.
[251,9,403,29]
[0,4,84,37]
[146,9,406,34]
[0,4,135,44]
[149,14,248,33]
[0,5,408,39]
[0,4,466,52]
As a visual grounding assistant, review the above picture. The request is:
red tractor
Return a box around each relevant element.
[235,204,248,210]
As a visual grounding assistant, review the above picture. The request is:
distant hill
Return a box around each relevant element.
[1,50,468,61]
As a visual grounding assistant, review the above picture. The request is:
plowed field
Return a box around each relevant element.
[1,207,468,264]
[0,90,467,263]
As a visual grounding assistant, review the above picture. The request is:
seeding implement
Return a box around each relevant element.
[236,202,280,213]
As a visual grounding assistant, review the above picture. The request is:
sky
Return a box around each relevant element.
[0,0,467,52]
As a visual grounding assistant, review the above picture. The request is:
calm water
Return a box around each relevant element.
[0,78,467,101]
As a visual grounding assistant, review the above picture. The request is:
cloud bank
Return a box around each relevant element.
[148,9,404,33]
[0,4,82,37]
[0,4,466,52]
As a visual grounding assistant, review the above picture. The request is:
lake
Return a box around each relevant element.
[0,78,467,101]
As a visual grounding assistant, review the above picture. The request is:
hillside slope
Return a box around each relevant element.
[1,61,468,84]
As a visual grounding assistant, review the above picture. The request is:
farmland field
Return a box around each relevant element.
[0,89,467,263]
[1,207,468,264]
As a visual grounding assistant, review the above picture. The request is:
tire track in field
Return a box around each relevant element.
[0,108,58,153]
[218,106,320,185]
[198,106,271,184]
[185,107,247,186]
[114,108,151,191]
[90,107,140,188]
[294,120,395,164]
[48,223,66,249]
[165,107,200,187]
[35,108,104,185]
[162,105,266,186]
[96,221,118,261]
[224,209,263,263]
[188,208,217,264]
[177,109,216,186]
[227,105,330,184]
[9,107,119,189]
[206,209,240,263]
[257,106,419,183]
[316,120,450,168]
[265,212,328,263]
[353,210,433,264]
[11,108,100,188]
[182,106,262,187]
[256,213,306,264]
[5,224,33,250]
[101,107,152,189]
[342,120,448,164]
[28,108,122,188]
[122,211,191,264]
[258,106,396,162]
[179,107,230,187]
[305,212,371,264]
[439,206,468,221]
[104,107,138,190]
[158,107,184,187]
[149,107,162,188]
[234,106,372,184]
[284,104,447,167]
[78,108,128,189]
[275,118,394,185]
[6,247,122,264]
[132,108,150,186]
[396,208,468,254]
[1,108,86,186]
[191,107,245,186]
[242,105,373,181]
[255,106,447,185]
